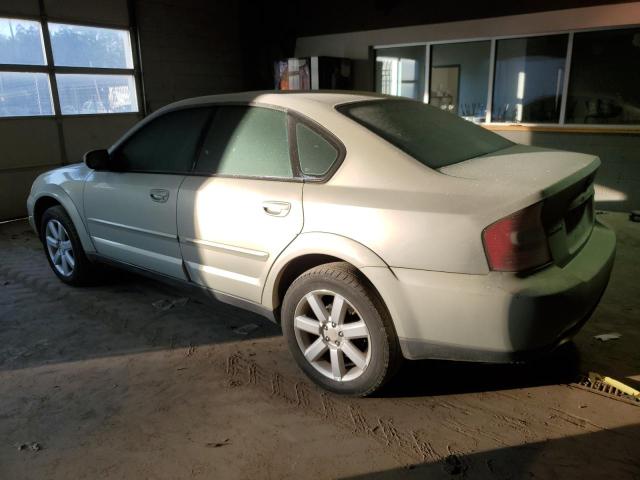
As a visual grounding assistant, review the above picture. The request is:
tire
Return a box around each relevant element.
[282,262,402,396]
[40,205,98,286]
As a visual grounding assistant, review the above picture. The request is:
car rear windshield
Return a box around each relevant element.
[337,99,513,169]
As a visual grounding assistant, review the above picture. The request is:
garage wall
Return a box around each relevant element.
[295,3,640,212]
[135,0,244,112]
[0,0,139,221]
[0,0,248,221]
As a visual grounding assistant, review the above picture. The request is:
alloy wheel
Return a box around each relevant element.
[45,219,75,277]
[293,289,371,382]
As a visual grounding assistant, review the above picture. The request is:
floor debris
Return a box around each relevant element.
[232,323,259,335]
[152,297,189,311]
[18,442,42,452]
[206,439,230,448]
[593,332,621,341]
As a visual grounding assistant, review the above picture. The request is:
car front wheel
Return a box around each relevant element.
[282,262,402,396]
[40,205,98,286]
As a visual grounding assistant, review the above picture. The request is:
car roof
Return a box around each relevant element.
[161,90,386,115]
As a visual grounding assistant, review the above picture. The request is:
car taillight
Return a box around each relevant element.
[482,202,551,272]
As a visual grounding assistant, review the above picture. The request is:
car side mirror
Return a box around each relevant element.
[84,149,111,170]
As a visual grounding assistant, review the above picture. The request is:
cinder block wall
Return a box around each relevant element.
[135,0,245,113]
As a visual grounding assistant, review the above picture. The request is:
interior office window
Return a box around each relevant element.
[48,23,133,69]
[296,123,338,176]
[429,41,491,123]
[375,45,426,101]
[56,74,138,114]
[492,35,568,123]
[566,28,640,124]
[195,106,292,178]
[114,108,211,173]
[0,18,46,65]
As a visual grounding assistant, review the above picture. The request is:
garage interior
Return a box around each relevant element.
[1,0,639,478]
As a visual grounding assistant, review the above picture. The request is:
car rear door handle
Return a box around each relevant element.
[262,201,291,217]
[150,189,170,203]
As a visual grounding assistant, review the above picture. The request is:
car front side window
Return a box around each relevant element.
[113,107,212,173]
[194,105,292,179]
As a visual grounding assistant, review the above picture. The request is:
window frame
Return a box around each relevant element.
[0,12,143,120]
[372,23,640,131]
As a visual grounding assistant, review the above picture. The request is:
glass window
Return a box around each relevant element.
[49,23,133,69]
[56,74,138,114]
[0,18,46,65]
[296,123,338,176]
[0,72,53,117]
[195,106,292,178]
[375,45,426,101]
[492,35,568,123]
[566,28,640,125]
[338,99,512,169]
[429,41,490,123]
[114,108,211,173]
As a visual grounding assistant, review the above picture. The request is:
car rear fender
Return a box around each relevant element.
[262,232,394,310]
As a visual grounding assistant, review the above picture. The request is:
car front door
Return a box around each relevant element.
[84,108,212,279]
[177,105,303,303]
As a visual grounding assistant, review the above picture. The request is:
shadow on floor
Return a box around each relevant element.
[342,423,640,479]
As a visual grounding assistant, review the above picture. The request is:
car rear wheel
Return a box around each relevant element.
[282,262,402,396]
[40,206,98,286]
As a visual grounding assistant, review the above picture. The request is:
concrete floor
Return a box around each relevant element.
[1,212,639,479]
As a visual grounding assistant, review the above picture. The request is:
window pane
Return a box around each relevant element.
[0,18,46,65]
[56,74,138,114]
[195,107,292,178]
[567,28,640,125]
[296,123,338,176]
[0,72,53,117]
[375,45,426,101]
[339,99,512,169]
[430,41,490,123]
[49,23,133,68]
[492,35,568,123]
[114,108,211,173]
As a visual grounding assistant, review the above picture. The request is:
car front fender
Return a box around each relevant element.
[30,187,96,254]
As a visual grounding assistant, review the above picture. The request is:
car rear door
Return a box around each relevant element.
[177,105,303,303]
[84,107,212,279]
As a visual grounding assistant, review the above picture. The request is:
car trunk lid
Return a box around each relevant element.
[438,145,599,266]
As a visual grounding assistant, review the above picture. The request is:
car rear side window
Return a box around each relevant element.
[194,106,292,178]
[338,99,512,169]
[113,108,211,173]
[296,123,338,177]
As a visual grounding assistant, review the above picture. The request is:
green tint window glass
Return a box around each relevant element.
[339,99,512,169]
[296,123,338,176]
[196,106,292,178]
[115,108,211,173]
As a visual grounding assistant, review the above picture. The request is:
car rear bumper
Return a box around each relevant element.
[366,219,616,362]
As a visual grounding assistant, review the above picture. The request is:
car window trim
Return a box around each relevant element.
[108,101,346,183]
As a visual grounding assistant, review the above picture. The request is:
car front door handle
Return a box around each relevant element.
[150,189,170,203]
[262,201,291,217]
